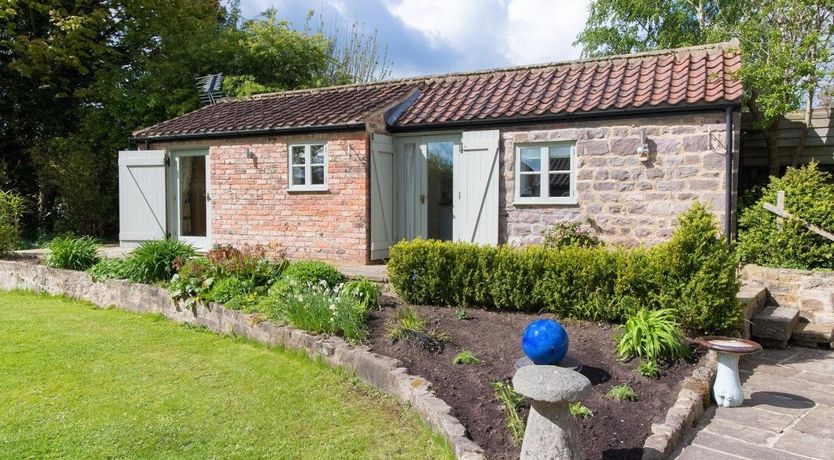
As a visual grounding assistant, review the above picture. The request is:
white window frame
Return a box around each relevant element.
[513,143,577,205]
[288,142,328,191]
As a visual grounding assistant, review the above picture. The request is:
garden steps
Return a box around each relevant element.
[790,321,834,348]
[751,306,801,349]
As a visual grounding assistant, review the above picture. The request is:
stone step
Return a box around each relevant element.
[738,283,768,340]
[751,306,801,349]
[790,322,834,349]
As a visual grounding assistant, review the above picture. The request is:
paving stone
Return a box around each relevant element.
[691,431,810,460]
[743,390,816,415]
[752,306,800,343]
[792,323,834,345]
[703,418,778,444]
[773,430,834,460]
[793,406,834,438]
[675,445,745,460]
[711,406,796,433]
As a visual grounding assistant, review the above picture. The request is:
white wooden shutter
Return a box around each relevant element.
[396,141,427,241]
[370,133,395,259]
[118,150,167,247]
[454,130,500,244]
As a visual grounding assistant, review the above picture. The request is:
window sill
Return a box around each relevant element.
[513,198,578,206]
[288,186,328,193]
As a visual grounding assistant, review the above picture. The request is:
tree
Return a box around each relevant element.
[575,0,834,176]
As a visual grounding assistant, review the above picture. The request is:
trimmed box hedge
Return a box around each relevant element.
[388,203,741,335]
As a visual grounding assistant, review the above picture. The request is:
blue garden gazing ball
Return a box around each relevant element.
[522,319,569,365]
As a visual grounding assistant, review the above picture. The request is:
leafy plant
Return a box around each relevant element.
[452,350,482,365]
[387,307,449,353]
[283,260,344,288]
[342,277,381,310]
[491,382,526,446]
[638,359,661,379]
[46,235,100,271]
[205,276,248,304]
[737,162,834,270]
[88,258,133,282]
[606,384,638,402]
[454,307,469,320]
[0,190,23,256]
[542,222,602,250]
[128,239,196,283]
[616,308,689,363]
[569,402,594,419]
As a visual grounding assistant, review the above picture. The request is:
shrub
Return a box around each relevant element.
[638,359,661,379]
[342,277,381,310]
[387,202,741,335]
[46,235,100,270]
[206,244,287,288]
[387,307,449,353]
[88,258,133,282]
[491,382,525,446]
[616,308,689,363]
[168,257,214,306]
[205,276,248,304]
[452,350,482,365]
[0,190,23,256]
[737,162,834,270]
[542,221,602,250]
[569,402,594,419]
[606,384,638,402]
[283,260,343,288]
[128,239,196,283]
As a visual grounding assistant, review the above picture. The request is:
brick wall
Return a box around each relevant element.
[151,131,370,263]
[499,112,741,247]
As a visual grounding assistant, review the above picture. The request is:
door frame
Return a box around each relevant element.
[168,148,212,250]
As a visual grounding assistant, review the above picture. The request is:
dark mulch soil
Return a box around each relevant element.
[367,294,703,460]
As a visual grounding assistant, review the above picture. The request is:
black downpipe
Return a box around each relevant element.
[725,107,734,244]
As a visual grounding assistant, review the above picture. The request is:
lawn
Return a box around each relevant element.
[0,290,451,459]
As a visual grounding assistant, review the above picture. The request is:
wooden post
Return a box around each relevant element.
[776,190,785,230]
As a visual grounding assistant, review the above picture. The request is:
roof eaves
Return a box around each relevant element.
[133,122,367,142]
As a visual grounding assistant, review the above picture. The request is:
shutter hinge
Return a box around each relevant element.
[164,154,170,167]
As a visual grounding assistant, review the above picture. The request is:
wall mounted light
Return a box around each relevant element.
[245,148,257,159]
[637,128,650,162]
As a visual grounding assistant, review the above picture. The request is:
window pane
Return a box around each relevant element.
[519,173,540,198]
[549,173,571,197]
[292,166,306,185]
[311,165,324,185]
[519,148,541,172]
[291,146,306,165]
[310,144,325,164]
[549,146,571,171]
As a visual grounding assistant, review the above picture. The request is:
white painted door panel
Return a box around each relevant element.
[118,150,167,247]
[395,139,427,240]
[370,133,395,259]
[455,130,500,244]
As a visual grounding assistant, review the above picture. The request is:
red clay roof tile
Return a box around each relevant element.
[134,42,741,139]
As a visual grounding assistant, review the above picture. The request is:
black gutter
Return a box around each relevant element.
[133,122,366,143]
[725,106,734,244]
[386,102,741,133]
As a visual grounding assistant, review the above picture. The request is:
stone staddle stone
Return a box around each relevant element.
[512,365,593,460]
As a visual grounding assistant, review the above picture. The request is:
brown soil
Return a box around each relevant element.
[367,294,702,460]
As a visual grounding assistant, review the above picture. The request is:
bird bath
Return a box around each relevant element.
[694,336,762,408]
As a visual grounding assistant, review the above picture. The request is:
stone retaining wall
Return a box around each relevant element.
[0,260,485,460]
[742,264,834,322]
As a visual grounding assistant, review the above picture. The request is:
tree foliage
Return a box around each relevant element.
[576,0,834,176]
[0,1,392,238]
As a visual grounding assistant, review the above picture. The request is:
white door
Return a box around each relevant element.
[118,150,167,247]
[395,138,427,240]
[169,149,212,250]
[454,130,500,244]
[370,133,395,260]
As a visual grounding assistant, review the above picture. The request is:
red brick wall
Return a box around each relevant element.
[151,131,370,263]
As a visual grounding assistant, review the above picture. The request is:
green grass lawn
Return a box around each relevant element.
[0,290,451,459]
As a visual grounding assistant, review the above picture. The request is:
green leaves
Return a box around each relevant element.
[46,235,101,271]
[615,308,690,362]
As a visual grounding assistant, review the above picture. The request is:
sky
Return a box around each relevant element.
[236,0,592,78]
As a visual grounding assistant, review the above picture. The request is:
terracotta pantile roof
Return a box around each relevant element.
[133,83,416,138]
[134,42,741,139]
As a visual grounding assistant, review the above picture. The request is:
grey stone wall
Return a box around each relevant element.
[742,264,834,323]
[499,111,741,247]
[0,261,484,460]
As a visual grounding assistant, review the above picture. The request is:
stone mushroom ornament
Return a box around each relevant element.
[513,319,592,460]
[693,336,762,408]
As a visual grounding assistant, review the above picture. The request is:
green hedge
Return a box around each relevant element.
[388,202,740,335]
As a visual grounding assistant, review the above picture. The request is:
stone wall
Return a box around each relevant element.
[742,264,834,322]
[499,111,741,247]
[151,131,370,263]
[0,260,484,460]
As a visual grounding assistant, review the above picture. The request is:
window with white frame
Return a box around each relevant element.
[514,143,576,204]
[288,142,327,191]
